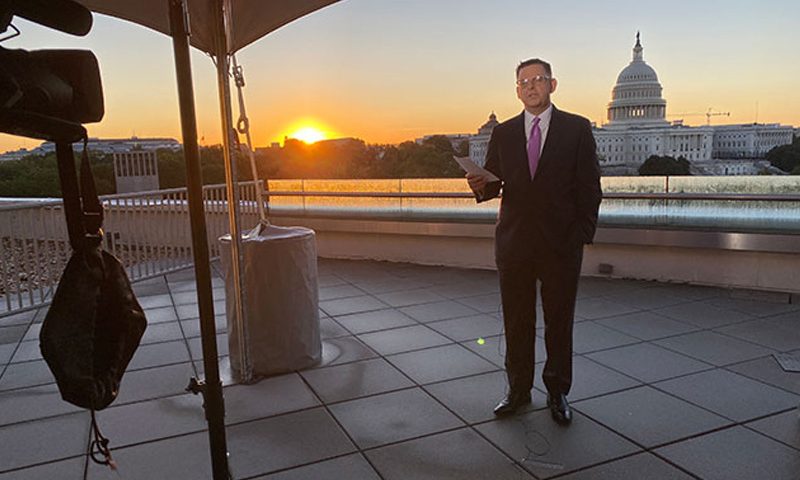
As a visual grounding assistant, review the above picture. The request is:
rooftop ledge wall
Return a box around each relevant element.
[269,215,800,295]
[264,177,800,295]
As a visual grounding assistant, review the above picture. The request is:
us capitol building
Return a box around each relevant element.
[470,34,795,175]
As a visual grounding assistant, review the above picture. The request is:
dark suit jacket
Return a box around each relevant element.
[479,106,602,263]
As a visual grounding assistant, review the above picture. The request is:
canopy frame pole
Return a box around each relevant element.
[168,2,230,478]
[214,0,252,383]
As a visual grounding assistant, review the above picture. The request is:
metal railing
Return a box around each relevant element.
[2,177,799,315]
[0,181,263,314]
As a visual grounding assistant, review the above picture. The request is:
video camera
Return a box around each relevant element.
[0,0,103,142]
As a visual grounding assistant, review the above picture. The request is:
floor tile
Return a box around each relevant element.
[22,321,41,341]
[129,339,192,370]
[301,357,413,404]
[358,324,452,356]
[138,294,173,309]
[9,340,41,363]
[399,300,480,323]
[315,336,378,368]
[427,314,504,342]
[0,309,37,328]
[558,452,694,480]
[462,334,546,368]
[88,429,211,480]
[387,344,497,385]
[228,408,356,478]
[726,355,800,395]
[604,288,688,310]
[180,314,227,338]
[586,342,712,383]
[140,321,184,345]
[0,411,89,472]
[654,369,800,422]
[0,457,84,480]
[595,311,699,341]
[0,359,53,390]
[375,288,445,308]
[319,295,388,317]
[97,394,206,448]
[329,388,462,449]
[653,301,752,329]
[0,384,82,425]
[0,324,26,345]
[477,410,640,479]
[656,426,800,480]
[454,293,503,314]
[574,298,639,320]
[224,373,320,424]
[429,280,499,299]
[655,331,774,366]
[258,453,380,480]
[334,309,417,334]
[0,343,14,365]
[318,284,365,301]
[319,317,350,339]
[705,296,800,318]
[572,322,640,354]
[114,362,196,405]
[367,428,533,480]
[746,410,800,450]
[144,305,179,324]
[425,370,544,424]
[187,334,229,359]
[716,316,800,352]
[533,356,641,401]
[574,386,731,448]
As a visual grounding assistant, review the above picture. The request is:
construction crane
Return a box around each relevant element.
[667,108,731,126]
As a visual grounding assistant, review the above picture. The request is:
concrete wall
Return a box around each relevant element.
[271,215,800,294]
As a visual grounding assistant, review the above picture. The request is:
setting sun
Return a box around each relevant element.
[288,126,328,144]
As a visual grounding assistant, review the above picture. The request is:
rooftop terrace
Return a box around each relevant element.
[1,258,798,479]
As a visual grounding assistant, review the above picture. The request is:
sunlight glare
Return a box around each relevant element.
[289,126,327,144]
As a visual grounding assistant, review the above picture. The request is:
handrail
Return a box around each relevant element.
[263,190,800,202]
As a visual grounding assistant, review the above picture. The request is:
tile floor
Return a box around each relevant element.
[0,259,798,479]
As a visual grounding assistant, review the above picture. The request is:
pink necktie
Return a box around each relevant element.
[528,116,541,179]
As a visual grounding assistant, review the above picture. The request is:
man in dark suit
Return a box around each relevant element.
[467,58,602,424]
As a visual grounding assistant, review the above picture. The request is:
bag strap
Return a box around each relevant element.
[55,135,104,250]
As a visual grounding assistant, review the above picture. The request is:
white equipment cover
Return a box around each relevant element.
[219,223,320,378]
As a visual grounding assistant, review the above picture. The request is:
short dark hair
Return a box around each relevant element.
[516,58,552,78]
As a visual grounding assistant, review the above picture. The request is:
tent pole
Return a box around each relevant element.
[214,0,251,383]
[168,2,230,479]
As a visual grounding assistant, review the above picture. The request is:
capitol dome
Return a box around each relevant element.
[606,33,669,127]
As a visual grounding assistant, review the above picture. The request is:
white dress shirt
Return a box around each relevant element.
[523,104,553,156]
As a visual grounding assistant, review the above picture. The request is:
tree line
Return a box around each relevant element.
[0,135,469,197]
[2,134,797,197]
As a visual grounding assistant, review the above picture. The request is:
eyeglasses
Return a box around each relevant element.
[516,75,552,88]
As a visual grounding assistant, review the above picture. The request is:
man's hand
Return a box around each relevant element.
[466,172,489,195]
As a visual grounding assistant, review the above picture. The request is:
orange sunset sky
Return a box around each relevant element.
[1,0,798,153]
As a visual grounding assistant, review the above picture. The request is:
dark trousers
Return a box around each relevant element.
[497,249,582,396]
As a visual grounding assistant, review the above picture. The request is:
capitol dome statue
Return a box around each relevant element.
[606,32,669,127]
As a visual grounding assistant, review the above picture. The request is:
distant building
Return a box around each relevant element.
[0,136,181,161]
[113,150,160,193]
[593,33,793,175]
[469,112,499,167]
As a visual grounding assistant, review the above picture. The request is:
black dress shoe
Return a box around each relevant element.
[493,392,531,416]
[547,393,572,425]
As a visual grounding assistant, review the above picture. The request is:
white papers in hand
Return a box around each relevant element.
[453,156,499,182]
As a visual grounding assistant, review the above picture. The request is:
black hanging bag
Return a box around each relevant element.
[39,138,147,464]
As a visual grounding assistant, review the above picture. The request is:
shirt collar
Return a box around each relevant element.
[524,104,553,127]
